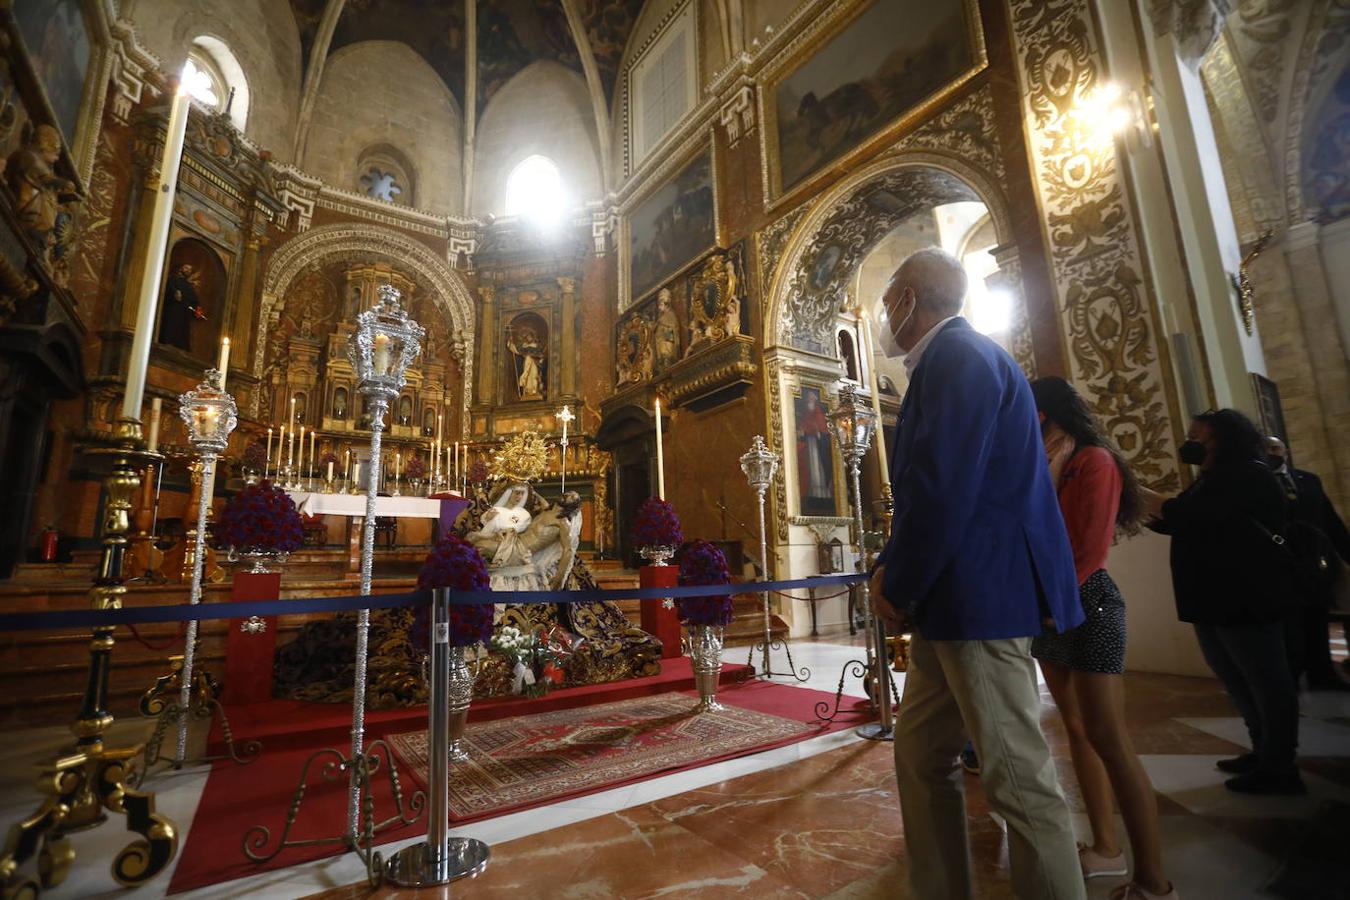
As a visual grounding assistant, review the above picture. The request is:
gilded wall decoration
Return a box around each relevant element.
[886,83,1005,186]
[616,311,654,387]
[1010,0,1182,490]
[779,167,977,354]
[765,356,789,541]
[685,243,747,358]
[756,202,811,294]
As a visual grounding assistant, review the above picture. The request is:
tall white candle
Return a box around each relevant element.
[395,451,401,479]
[654,398,666,500]
[309,431,316,477]
[288,398,297,466]
[862,314,890,481]
[121,81,191,423]
[327,460,334,482]
[217,337,231,389]
[296,424,305,476]
[344,448,351,481]
[146,398,162,453]
[265,426,273,479]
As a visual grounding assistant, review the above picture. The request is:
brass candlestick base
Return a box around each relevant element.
[0,422,179,897]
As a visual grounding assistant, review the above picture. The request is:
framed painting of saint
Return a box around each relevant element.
[792,384,840,518]
[10,0,91,151]
[760,0,984,207]
[622,144,717,307]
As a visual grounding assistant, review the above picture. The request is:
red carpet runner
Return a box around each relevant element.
[168,679,870,893]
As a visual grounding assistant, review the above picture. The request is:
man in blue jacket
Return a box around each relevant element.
[869,248,1085,900]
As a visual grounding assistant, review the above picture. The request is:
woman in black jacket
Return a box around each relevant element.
[1146,409,1302,795]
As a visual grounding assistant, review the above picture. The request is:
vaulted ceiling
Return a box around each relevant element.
[288,0,645,114]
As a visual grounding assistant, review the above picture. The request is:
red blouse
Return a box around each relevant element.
[1057,445,1121,586]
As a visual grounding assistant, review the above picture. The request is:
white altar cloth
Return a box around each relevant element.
[289,491,451,519]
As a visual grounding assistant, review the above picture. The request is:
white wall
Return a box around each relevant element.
[1113,531,1211,677]
[472,61,601,218]
[122,0,302,162]
[303,41,463,214]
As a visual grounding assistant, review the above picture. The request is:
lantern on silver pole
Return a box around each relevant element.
[176,368,237,764]
[347,283,425,829]
[740,436,808,682]
[828,383,893,741]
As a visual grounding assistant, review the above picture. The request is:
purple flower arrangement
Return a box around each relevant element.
[676,539,735,627]
[241,440,267,472]
[631,497,683,548]
[404,454,426,480]
[214,479,304,552]
[412,534,494,649]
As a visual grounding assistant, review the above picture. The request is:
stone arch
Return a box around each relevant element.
[256,222,476,435]
[764,151,1018,353]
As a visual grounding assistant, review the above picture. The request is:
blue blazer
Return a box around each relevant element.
[877,318,1083,641]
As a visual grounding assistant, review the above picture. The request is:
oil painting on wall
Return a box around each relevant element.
[794,385,837,517]
[11,0,91,149]
[769,0,976,198]
[627,149,715,304]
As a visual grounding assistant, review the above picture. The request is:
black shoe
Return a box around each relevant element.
[1224,770,1306,795]
[1216,753,1259,774]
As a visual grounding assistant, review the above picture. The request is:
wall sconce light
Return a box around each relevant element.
[1072,81,1153,151]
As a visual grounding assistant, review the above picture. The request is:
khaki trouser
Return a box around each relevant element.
[894,634,1085,900]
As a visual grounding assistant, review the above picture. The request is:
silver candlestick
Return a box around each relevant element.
[177,369,237,763]
[829,384,894,741]
[740,436,808,682]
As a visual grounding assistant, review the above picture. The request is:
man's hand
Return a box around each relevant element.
[868,564,908,633]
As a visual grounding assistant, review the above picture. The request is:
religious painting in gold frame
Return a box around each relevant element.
[789,381,844,519]
[758,0,986,211]
[620,141,719,309]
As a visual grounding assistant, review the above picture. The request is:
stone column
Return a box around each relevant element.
[559,276,577,396]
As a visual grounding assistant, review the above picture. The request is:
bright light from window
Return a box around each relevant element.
[505,156,566,227]
[962,247,1010,335]
[181,58,220,108]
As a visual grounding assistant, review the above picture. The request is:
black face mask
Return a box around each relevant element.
[1178,440,1208,466]
[1266,455,1287,471]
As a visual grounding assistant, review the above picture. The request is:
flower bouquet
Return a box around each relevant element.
[532,625,581,691]
[491,625,541,696]
[632,497,683,566]
[214,479,303,572]
[678,539,735,712]
[413,534,492,760]
[240,440,267,482]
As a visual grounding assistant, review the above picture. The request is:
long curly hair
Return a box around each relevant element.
[1030,377,1145,535]
[1193,408,1265,467]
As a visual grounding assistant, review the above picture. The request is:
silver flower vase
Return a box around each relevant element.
[447,645,473,762]
[689,625,725,713]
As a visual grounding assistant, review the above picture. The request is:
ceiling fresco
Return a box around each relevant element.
[288,0,648,114]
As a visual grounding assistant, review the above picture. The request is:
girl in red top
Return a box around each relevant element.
[1030,377,1176,900]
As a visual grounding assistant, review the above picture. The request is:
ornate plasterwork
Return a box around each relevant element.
[1009,0,1181,490]
[256,223,477,430]
[765,355,789,542]
[719,83,756,148]
[755,202,810,296]
[1149,0,1234,67]
[886,84,1006,187]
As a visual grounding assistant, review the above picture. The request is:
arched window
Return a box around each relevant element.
[184,36,249,131]
[505,155,565,225]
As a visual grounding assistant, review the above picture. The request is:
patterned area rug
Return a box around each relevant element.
[388,692,815,820]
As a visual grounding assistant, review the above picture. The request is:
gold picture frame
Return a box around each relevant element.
[758,0,987,212]
[789,380,846,519]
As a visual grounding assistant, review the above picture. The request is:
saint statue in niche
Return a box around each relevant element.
[333,387,348,420]
[795,386,836,517]
[423,409,435,436]
[157,263,205,352]
[506,321,546,401]
[398,395,413,426]
[654,288,679,369]
[343,284,362,320]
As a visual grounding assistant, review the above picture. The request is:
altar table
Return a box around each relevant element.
[287,491,470,571]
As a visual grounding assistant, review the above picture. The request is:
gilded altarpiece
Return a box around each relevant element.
[1008,0,1182,490]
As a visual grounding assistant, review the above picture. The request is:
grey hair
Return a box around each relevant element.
[891,247,968,317]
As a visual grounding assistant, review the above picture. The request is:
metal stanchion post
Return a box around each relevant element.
[387,589,490,886]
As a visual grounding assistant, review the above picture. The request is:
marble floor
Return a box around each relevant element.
[2,630,1348,899]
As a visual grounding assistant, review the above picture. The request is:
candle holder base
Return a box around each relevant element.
[813,656,900,724]
[385,837,490,888]
[745,638,810,683]
[856,722,895,742]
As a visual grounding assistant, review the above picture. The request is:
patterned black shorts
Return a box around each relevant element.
[1031,569,1126,675]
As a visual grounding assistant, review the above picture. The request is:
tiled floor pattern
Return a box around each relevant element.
[2,632,1347,899]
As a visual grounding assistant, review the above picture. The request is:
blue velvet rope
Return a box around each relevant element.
[0,573,867,632]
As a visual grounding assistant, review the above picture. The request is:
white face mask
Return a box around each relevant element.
[873,295,908,358]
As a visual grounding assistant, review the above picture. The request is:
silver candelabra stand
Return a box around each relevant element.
[826,384,895,741]
[176,369,237,764]
[740,436,808,682]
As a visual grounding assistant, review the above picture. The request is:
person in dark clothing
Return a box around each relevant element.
[1265,436,1350,691]
[1144,409,1303,795]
